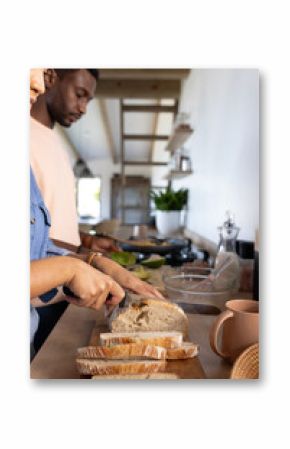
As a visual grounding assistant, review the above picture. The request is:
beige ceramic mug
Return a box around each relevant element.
[209,299,259,363]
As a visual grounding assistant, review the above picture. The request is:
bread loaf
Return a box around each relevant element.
[166,342,199,359]
[91,373,179,380]
[76,358,166,376]
[77,343,166,360]
[100,331,183,349]
[110,299,188,338]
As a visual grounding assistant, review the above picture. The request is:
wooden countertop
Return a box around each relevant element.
[31,305,96,379]
[30,303,233,379]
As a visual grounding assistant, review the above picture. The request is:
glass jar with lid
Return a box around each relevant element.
[215,211,240,292]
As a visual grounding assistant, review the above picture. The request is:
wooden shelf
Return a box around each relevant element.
[123,134,169,141]
[122,104,177,113]
[165,125,194,153]
[164,170,193,180]
[122,205,148,210]
[124,161,167,166]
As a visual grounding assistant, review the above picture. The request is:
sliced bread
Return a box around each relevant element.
[77,343,166,360]
[76,358,166,376]
[91,373,179,380]
[166,342,199,359]
[110,298,188,338]
[100,331,183,349]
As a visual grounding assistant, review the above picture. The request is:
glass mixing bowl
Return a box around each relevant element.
[163,272,232,311]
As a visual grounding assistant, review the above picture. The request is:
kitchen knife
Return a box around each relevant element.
[63,286,78,298]
[62,286,126,307]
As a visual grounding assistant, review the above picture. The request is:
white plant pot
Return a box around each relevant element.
[155,210,182,236]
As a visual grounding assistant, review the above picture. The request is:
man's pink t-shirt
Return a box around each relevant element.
[30,117,81,246]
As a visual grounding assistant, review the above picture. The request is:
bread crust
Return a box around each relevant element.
[77,344,166,360]
[166,342,199,359]
[76,359,166,376]
[133,298,185,313]
[100,331,183,349]
[91,373,179,380]
[110,298,189,338]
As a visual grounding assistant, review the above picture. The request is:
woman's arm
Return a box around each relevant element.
[31,289,67,307]
[64,251,164,299]
[30,256,75,298]
[90,255,165,300]
[30,256,125,310]
[32,249,163,302]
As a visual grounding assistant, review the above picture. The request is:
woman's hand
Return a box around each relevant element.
[91,256,165,300]
[65,258,125,310]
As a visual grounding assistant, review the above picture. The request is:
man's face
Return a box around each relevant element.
[47,70,97,127]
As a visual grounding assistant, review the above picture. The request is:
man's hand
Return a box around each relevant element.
[91,257,165,300]
[65,259,125,310]
[90,237,120,253]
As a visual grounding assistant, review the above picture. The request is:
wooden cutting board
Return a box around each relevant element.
[87,317,206,380]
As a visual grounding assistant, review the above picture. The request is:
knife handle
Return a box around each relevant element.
[63,286,114,304]
[118,295,126,308]
[63,286,78,298]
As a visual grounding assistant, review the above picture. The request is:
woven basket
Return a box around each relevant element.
[230,343,259,379]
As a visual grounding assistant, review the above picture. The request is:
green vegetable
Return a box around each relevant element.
[141,255,165,269]
[110,251,136,267]
[131,266,151,280]
[150,187,188,211]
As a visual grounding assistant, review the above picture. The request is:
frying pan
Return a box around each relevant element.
[120,238,189,255]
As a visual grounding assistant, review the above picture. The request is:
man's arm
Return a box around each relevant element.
[52,233,119,254]
[51,238,81,253]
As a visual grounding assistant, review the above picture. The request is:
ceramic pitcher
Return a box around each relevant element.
[209,299,259,363]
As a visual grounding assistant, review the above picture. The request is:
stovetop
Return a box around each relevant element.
[135,243,209,267]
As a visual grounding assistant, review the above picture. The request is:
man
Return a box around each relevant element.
[30,68,117,252]
[30,69,118,350]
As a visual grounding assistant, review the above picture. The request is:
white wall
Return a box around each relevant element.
[171,69,259,244]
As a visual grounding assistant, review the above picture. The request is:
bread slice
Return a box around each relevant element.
[91,373,179,380]
[76,359,166,376]
[110,298,188,338]
[100,331,183,349]
[77,344,166,360]
[166,342,199,359]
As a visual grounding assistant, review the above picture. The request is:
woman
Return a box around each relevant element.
[30,69,163,356]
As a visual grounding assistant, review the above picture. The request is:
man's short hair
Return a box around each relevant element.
[54,69,99,81]
[86,69,99,81]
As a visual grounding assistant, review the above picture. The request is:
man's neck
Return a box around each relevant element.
[30,95,55,129]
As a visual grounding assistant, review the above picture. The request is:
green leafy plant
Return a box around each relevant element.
[150,187,188,211]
